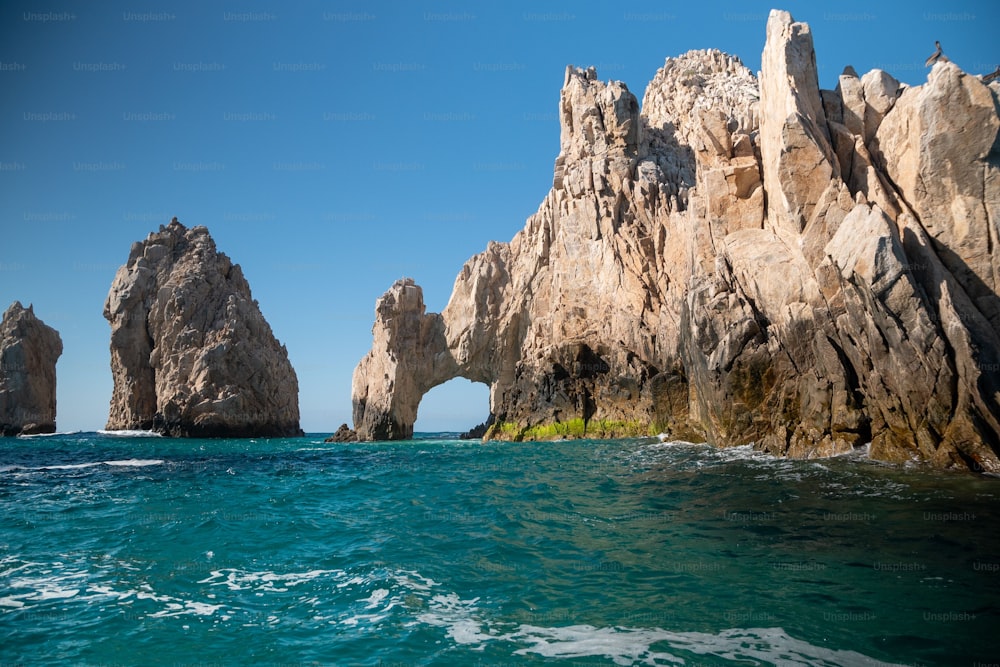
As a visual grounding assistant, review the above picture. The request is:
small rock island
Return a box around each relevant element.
[104,219,302,437]
[0,302,63,436]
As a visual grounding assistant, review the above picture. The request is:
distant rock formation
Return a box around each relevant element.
[104,219,302,437]
[0,302,62,436]
[351,10,1000,472]
[324,423,358,443]
[460,415,494,440]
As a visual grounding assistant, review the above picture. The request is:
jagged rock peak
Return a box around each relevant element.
[0,302,63,436]
[554,64,640,192]
[104,218,302,437]
[638,49,761,203]
[642,49,760,145]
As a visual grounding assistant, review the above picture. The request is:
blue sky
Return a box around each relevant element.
[1,0,996,434]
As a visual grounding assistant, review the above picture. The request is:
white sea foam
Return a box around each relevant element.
[416,592,493,645]
[2,563,89,609]
[39,462,102,471]
[148,600,224,618]
[391,569,439,592]
[16,430,83,438]
[369,566,907,666]
[5,459,164,474]
[361,588,389,609]
[0,553,907,665]
[103,459,164,467]
[97,429,163,438]
[508,624,908,666]
[198,568,342,592]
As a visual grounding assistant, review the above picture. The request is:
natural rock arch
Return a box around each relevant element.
[351,10,1000,472]
[352,278,484,440]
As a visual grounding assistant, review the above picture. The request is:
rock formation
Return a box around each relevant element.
[324,423,358,443]
[0,302,62,436]
[351,10,1000,472]
[105,219,302,437]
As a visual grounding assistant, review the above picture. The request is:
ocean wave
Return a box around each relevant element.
[506,624,907,666]
[96,429,163,438]
[378,566,907,666]
[39,462,102,471]
[16,430,84,439]
[102,459,165,467]
[0,551,928,665]
[198,567,343,592]
[2,459,165,473]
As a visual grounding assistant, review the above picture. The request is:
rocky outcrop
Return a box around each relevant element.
[325,423,358,443]
[0,302,63,436]
[352,278,456,440]
[350,10,1000,471]
[105,219,302,437]
[460,415,494,440]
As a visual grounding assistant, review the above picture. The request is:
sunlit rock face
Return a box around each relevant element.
[105,219,302,438]
[351,10,1000,472]
[0,302,62,436]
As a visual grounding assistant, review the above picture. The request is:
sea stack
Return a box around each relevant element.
[104,219,302,437]
[350,10,1000,471]
[0,302,63,436]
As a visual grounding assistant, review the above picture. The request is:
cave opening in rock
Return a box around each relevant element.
[412,377,491,436]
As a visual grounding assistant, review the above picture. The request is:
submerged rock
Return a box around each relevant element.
[0,302,63,436]
[350,10,1000,471]
[104,219,302,437]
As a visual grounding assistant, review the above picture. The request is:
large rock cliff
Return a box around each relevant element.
[351,10,1000,471]
[0,302,63,436]
[105,219,302,437]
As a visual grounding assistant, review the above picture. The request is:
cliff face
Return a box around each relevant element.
[105,219,302,437]
[0,302,63,436]
[351,10,1000,471]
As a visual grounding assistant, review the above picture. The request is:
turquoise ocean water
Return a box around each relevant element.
[1,432,998,666]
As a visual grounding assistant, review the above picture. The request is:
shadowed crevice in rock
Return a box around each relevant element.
[350,10,1000,472]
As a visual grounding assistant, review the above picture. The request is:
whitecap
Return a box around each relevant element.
[148,600,223,618]
[97,429,163,438]
[34,587,80,601]
[8,460,163,473]
[361,588,389,609]
[506,624,907,666]
[39,462,102,471]
[103,459,165,467]
[198,568,343,592]
[415,593,492,646]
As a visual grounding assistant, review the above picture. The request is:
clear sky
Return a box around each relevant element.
[1,0,996,434]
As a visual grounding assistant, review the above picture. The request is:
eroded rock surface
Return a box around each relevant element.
[351,10,1000,471]
[0,302,62,436]
[105,219,301,437]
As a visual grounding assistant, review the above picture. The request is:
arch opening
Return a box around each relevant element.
[413,378,490,436]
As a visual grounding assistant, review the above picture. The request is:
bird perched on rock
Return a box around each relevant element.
[925,41,948,67]
[170,216,179,225]
[983,66,1000,84]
